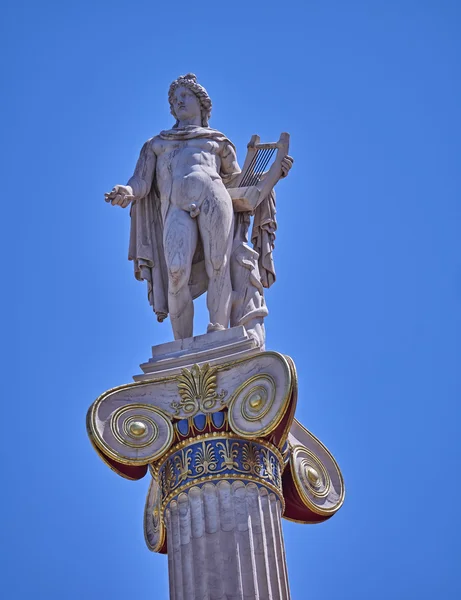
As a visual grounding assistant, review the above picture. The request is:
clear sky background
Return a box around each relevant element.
[2,1,460,598]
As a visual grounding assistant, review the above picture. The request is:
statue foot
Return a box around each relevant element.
[207,323,226,333]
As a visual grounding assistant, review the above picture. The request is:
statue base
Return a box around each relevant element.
[134,326,260,381]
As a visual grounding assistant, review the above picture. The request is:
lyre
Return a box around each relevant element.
[228,132,290,212]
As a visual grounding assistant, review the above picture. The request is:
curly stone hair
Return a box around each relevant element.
[168,73,212,128]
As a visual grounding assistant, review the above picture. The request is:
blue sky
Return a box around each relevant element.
[2,1,460,598]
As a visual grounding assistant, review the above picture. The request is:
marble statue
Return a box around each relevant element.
[90,74,346,600]
[105,74,293,346]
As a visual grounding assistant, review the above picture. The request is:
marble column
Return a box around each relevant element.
[87,331,345,600]
[165,481,290,600]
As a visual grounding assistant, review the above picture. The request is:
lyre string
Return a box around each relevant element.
[254,149,270,182]
[244,149,267,187]
[240,151,260,187]
[248,148,275,186]
[252,148,275,185]
[255,148,275,184]
[240,147,276,187]
[237,150,262,187]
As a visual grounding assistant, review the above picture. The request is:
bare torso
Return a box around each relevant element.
[152,136,228,213]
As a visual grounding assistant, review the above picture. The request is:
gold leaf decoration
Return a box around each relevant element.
[173,448,193,484]
[195,441,217,475]
[242,442,262,476]
[171,363,227,416]
[216,439,240,470]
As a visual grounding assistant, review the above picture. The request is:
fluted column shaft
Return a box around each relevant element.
[164,480,291,600]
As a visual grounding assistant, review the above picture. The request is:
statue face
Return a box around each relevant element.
[172,85,201,122]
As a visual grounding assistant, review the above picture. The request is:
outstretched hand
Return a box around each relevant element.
[281,156,294,178]
[104,185,135,208]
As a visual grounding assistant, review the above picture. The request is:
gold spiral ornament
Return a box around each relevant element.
[91,403,174,465]
[227,355,292,438]
[242,386,271,421]
[144,478,165,553]
[228,374,280,437]
[115,415,158,448]
[128,420,147,437]
[297,450,330,498]
[291,444,344,516]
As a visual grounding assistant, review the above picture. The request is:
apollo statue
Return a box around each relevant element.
[105,74,293,347]
[91,77,346,600]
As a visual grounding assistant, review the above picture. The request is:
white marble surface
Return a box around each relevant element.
[136,326,259,378]
[104,73,293,347]
[165,481,291,600]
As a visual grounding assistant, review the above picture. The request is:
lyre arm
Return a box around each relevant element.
[228,132,290,213]
[236,134,260,187]
[254,132,290,201]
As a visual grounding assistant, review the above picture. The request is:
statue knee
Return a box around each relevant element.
[209,252,228,274]
[168,261,189,293]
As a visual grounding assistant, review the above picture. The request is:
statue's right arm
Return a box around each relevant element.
[105,140,157,208]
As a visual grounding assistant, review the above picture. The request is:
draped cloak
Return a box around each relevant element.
[127,126,277,323]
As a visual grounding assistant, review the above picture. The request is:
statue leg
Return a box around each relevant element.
[163,206,198,340]
[198,184,234,330]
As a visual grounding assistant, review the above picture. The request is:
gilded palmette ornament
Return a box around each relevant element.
[173,448,192,483]
[216,439,240,470]
[172,363,227,416]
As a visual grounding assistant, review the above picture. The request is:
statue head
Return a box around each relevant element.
[168,73,212,128]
